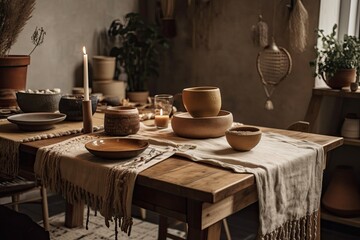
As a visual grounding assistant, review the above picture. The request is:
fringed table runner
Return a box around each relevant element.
[0,113,104,178]
[34,131,187,237]
[137,124,325,240]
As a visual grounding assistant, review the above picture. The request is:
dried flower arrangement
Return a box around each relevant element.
[0,0,45,57]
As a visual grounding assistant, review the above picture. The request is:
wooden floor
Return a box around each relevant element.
[19,194,360,240]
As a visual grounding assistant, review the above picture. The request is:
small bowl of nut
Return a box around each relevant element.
[16,88,62,113]
[225,126,262,151]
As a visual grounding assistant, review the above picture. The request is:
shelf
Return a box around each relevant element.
[321,210,360,228]
[313,88,360,99]
[343,138,360,147]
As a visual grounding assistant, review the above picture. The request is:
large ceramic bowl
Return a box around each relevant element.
[171,110,233,138]
[16,90,62,113]
[59,94,98,121]
[225,126,262,151]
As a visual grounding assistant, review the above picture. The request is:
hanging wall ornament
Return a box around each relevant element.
[288,0,309,52]
[257,38,292,110]
[251,15,268,48]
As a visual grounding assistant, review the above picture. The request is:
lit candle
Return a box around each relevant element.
[155,109,170,128]
[82,46,89,101]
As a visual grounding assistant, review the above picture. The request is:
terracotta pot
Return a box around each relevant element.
[324,68,356,89]
[126,91,149,104]
[322,165,360,217]
[0,55,30,107]
[93,80,126,100]
[92,56,116,80]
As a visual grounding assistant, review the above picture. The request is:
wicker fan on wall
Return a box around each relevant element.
[257,38,292,110]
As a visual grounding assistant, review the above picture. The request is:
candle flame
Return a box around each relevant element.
[83,46,87,55]
[160,109,163,115]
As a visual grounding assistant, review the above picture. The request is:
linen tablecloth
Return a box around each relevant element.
[34,121,324,240]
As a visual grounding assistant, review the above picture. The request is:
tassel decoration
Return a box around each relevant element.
[251,15,269,48]
[289,0,308,52]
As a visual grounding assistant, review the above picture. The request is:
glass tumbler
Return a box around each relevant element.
[154,94,173,128]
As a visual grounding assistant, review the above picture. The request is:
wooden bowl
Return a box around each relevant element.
[225,126,262,151]
[171,110,233,138]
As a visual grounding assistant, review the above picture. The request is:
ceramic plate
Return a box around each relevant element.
[7,112,66,131]
[85,138,149,159]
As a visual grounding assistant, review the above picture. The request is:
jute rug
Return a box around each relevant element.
[39,210,186,240]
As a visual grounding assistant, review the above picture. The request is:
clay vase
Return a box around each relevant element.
[182,86,221,118]
[0,55,30,107]
[104,106,140,136]
[322,165,360,217]
[324,68,356,89]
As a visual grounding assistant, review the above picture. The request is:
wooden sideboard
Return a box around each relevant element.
[305,88,360,229]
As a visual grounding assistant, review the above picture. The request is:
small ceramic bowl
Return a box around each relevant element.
[58,94,98,121]
[16,91,62,113]
[225,126,262,151]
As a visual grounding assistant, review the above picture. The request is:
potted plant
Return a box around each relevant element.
[310,24,360,89]
[108,12,169,103]
[0,0,45,108]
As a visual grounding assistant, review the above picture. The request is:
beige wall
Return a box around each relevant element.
[11,0,322,129]
[11,0,137,95]
[151,0,321,128]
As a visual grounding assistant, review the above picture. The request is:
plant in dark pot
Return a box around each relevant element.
[108,12,169,103]
[0,0,46,108]
[310,24,360,89]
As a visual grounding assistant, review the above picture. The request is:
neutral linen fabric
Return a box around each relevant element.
[0,113,104,177]
[137,124,325,239]
[34,122,324,239]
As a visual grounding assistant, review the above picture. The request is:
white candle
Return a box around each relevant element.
[82,46,89,101]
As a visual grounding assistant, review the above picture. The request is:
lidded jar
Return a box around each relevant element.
[341,113,359,139]
[104,106,140,136]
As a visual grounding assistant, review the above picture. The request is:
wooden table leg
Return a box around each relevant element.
[187,221,222,240]
[65,201,84,228]
[158,215,169,240]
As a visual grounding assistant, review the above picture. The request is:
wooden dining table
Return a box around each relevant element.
[17,123,343,240]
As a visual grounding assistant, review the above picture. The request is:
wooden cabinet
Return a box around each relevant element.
[305,88,360,228]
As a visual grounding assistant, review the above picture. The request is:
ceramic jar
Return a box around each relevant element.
[341,113,359,139]
[104,106,140,136]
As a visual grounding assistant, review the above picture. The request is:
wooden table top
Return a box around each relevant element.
[19,125,343,205]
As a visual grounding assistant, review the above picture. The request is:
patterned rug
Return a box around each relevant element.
[40,210,186,240]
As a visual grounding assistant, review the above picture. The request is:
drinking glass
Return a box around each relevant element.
[154,94,173,128]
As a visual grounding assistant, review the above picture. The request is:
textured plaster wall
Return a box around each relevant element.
[10,0,321,129]
[151,0,321,128]
[11,0,137,94]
